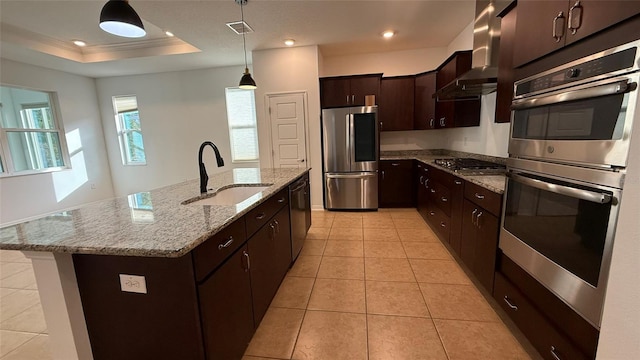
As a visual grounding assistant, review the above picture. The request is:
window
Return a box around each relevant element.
[113,95,146,165]
[225,88,259,162]
[0,85,70,176]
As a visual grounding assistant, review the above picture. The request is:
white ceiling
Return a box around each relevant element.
[0,0,476,78]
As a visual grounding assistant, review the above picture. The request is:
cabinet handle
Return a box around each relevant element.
[553,11,566,42]
[381,170,385,180]
[277,197,286,203]
[352,95,355,104]
[217,236,234,250]
[274,219,280,233]
[454,180,462,185]
[430,118,434,128]
[441,197,448,202]
[550,346,562,360]
[417,164,422,168]
[471,208,478,225]
[568,1,583,35]
[256,212,266,220]
[419,175,424,184]
[476,211,483,229]
[503,296,519,311]
[346,95,350,104]
[243,251,251,272]
[430,188,436,193]
[429,211,435,216]
[440,222,446,228]
[439,117,446,127]
[270,223,277,239]
[475,193,485,200]
[391,163,400,166]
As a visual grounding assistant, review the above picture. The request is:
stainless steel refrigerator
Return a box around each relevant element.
[321,106,379,210]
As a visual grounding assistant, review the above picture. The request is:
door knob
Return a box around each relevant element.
[298,159,305,163]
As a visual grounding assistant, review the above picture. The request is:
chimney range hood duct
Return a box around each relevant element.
[435,0,511,100]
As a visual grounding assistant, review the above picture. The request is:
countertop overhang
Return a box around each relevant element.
[0,167,310,258]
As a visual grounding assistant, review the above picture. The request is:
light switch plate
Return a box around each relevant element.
[119,274,147,294]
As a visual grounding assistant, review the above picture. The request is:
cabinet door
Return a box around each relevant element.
[448,178,465,255]
[320,78,350,108]
[414,72,437,130]
[350,75,381,106]
[460,199,478,269]
[379,77,415,131]
[379,160,414,207]
[474,210,499,292]
[247,206,290,326]
[565,0,640,45]
[199,245,254,360]
[415,163,429,218]
[513,0,569,67]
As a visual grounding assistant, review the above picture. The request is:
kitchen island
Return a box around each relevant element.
[0,167,311,360]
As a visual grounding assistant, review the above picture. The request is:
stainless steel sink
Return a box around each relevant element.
[183,185,271,206]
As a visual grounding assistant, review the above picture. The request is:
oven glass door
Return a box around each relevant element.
[503,172,614,287]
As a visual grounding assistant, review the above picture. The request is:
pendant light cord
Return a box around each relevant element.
[241,1,248,70]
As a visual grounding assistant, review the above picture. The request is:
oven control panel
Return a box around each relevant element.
[515,47,637,97]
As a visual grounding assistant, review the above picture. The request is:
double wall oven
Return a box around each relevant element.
[500,40,640,328]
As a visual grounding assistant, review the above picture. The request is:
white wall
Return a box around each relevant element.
[0,59,115,225]
[252,46,323,209]
[321,47,449,77]
[95,65,253,197]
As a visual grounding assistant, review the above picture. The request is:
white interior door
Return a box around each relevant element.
[268,93,308,168]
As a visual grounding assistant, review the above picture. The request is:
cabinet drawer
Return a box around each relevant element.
[464,181,502,217]
[245,188,289,237]
[426,204,450,243]
[428,181,452,216]
[494,273,589,360]
[193,218,247,282]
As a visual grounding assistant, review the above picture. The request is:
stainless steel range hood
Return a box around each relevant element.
[435,0,511,100]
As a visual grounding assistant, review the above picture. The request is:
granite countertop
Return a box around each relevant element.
[380,150,507,194]
[0,168,309,258]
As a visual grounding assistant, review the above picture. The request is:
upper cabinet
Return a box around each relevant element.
[379,76,415,131]
[435,51,481,128]
[320,74,382,108]
[414,71,437,130]
[513,0,640,67]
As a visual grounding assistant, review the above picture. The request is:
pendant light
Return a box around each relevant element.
[237,0,257,89]
[99,0,146,38]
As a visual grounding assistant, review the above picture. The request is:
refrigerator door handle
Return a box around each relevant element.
[326,172,377,179]
[348,111,355,170]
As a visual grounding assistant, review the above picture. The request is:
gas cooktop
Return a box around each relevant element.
[434,158,506,175]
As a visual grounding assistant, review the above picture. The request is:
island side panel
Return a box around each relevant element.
[73,253,204,360]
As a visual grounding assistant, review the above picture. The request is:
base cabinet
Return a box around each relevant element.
[199,245,254,360]
[380,160,414,207]
[460,199,500,292]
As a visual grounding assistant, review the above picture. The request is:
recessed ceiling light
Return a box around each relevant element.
[164,31,174,37]
[73,40,87,47]
[284,39,295,46]
[382,30,395,39]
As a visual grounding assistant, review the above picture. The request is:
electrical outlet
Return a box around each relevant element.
[119,274,147,294]
[90,183,96,189]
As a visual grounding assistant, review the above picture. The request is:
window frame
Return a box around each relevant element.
[112,95,147,166]
[0,86,71,178]
[225,87,260,163]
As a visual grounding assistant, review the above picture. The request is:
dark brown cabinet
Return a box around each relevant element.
[460,181,503,292]
[448,178,465,255]
[320,74,382,108]
[380,160,415,207]
[496,3,517,123]
[415,162,429,217]
[248,205,291,325]
[496,255,600,359]
[379,76,415,131]
[513,0,640,67]
[414,71,437,130]
[199,245,254,360]
[435,51,481,128]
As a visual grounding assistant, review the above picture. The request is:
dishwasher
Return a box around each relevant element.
[289,174,310,262]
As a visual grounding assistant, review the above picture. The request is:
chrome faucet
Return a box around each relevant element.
[198,141,225,193]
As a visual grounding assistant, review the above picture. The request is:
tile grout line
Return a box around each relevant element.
[361,223,370,360]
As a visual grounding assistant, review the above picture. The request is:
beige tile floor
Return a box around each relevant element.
[0,250,51,359]
[0,208,539,360]
[243,209,539,360]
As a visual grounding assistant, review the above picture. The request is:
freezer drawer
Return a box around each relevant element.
[324,172,378,210]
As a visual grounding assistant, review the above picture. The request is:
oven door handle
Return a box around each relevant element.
[508,173,612,204]
[511,79,634,110]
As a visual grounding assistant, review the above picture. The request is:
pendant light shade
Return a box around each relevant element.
[237,0,257,89]
[99,0,146,38]
[239,68,257,89]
